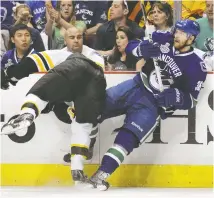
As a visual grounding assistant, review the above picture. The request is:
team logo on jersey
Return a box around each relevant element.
[149,69,174,91]
[200,61,207,72]
[204,37,213,51]
[5,59,13,68]
[100,11,107,20]
[160,43,170,53]
[82,14,87,20]
[0,7,7,23]
[195,81,203,91]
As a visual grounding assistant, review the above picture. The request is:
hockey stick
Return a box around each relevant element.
[139,1,164,92]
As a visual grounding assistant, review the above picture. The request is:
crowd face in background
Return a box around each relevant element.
[109,0,127,21]
[149,2,173,30]
[11,29,31,51]
[116,30,129,53]
[65,27,83,53]
[206,0,213,21]
[59,0,74,21]
[152,6,168,28]
[14,5,32,25]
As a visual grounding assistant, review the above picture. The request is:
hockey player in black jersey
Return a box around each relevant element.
[1,26,106,184]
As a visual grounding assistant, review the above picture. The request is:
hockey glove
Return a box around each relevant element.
[155,88,184,108]
[136,40,160,59]
[1,69,10,90]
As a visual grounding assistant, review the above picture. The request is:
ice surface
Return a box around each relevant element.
[0,187,213,198]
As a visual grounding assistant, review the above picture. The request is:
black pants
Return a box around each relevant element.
[28,54,106,124]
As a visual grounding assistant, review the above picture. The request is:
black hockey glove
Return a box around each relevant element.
[1,69,10,90]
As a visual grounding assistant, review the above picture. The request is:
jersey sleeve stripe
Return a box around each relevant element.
[37,53,50,71]
[94,61,104,69]
[40,51,54,69]
[30,54,46,72]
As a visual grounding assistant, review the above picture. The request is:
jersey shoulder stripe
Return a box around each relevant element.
[29,54,47,72]
[27,49,70,72]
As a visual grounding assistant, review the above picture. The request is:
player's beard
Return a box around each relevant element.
[174,39,189,51]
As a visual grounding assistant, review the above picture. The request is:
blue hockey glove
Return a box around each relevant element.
[136,40,160,59]
[155,88,184,108]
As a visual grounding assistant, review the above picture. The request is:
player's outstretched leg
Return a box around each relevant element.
[87,129,142,191]
[1,94,48,135]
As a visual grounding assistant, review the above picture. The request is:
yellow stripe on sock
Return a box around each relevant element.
[71,144,89,149]
[21,101,40,115]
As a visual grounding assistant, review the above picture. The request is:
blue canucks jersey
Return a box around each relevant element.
[25,0,57,31]
[127,30,207,113]
[74,1,107,29]
[1,48,35,69]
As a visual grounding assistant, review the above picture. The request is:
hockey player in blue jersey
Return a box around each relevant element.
[87,19,207,190]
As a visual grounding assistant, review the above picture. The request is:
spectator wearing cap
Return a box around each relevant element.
[1,24,35,69]
[195,0,213,52]
[94,0,144,56]
[10,3,45,52]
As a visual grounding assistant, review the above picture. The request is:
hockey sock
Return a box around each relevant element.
[70,120,92,170]
[21,94,48,118]
[99,129,139,175]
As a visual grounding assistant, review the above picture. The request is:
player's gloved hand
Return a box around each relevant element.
[136,40,160,59]
[1,69,10,90]
[155,88,184,108]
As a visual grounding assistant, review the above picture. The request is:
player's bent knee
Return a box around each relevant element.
[114,129,140,155]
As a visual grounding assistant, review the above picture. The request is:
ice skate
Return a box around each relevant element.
[72,170,88,185]
[1,113,34,135]
[88,170,110,191]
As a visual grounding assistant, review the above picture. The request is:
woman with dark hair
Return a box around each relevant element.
[107,26,145,71]
[150,2,173,31]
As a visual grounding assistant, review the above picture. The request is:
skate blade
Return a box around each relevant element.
[1,120,31,135]
[85,184,109,191]
[74,181,92,189]
[97,184,109,191]
[84,181,109,191]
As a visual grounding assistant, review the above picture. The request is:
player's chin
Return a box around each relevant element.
[173,43,180,49]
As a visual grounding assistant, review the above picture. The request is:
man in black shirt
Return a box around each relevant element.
[94,0,144,56]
